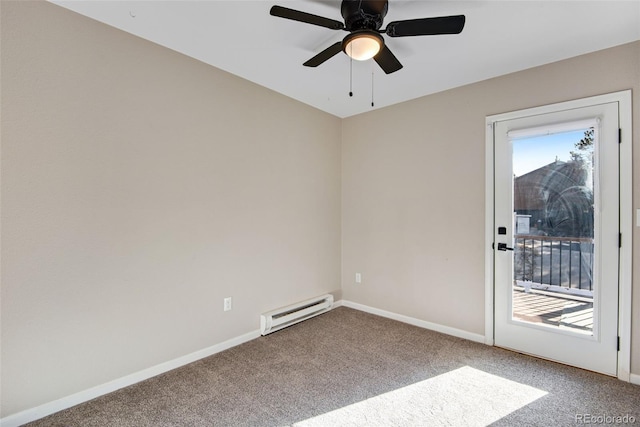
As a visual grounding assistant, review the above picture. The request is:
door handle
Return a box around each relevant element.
[497,243,514,251]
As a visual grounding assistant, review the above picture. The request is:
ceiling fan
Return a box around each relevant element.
[270,0,466,74]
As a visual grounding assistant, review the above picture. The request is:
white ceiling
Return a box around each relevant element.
[50,1,640,118]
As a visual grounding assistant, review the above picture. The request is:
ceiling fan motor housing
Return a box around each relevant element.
[341,0,388,31]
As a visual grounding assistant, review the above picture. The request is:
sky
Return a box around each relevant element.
[511,129,590,177]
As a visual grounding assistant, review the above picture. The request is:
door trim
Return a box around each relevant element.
[484,90,632,381]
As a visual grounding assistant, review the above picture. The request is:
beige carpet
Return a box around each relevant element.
[27,307,640,426]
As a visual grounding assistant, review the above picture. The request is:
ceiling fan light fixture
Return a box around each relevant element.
[343,31,383,61]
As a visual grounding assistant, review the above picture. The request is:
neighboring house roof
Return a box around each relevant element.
[514,160,587,212]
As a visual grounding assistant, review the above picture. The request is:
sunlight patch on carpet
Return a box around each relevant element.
[293,366,548,427]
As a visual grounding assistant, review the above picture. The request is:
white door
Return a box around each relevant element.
[492,101,620,375]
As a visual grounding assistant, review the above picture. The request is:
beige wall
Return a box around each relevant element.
[0,1,341,417]
[342,40,640,373]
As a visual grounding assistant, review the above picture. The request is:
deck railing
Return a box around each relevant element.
[514,234,594,291]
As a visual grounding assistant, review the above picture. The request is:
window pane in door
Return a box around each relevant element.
[511,127,595,335]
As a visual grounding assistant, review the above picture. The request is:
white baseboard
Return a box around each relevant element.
[0,329,261,427]
[340,300,486,344]
[630,373,640,386]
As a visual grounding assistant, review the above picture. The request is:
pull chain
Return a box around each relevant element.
[371,70,375,107]
[349,48,353,97]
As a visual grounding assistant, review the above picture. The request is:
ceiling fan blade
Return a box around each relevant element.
[303,42,343,67]
[374,45,403,74]
[270,5,345,30]
[385,15,465,37]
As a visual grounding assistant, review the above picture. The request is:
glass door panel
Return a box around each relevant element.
[511,129,595,335]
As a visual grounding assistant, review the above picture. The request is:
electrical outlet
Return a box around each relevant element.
[223,297,232,312]
[355,273,362,284]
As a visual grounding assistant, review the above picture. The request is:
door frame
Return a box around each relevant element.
[484,90,632,381]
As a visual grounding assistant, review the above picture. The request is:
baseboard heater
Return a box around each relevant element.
[260,294,334,335]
